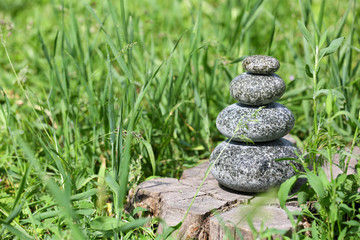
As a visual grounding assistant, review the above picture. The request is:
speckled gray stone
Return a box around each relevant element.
[216,103,294,142]
[242,55,280,74]
[209,138,301,193]
[230,73,285,105]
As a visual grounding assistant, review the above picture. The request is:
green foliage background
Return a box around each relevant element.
[0,0,359,239]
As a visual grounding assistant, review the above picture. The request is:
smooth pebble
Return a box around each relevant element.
[242,55,280,74]
[216,103,294,142]
[230,73,285,105]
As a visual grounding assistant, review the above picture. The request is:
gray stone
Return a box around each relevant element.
[242,55,280,74]
[230,73,285,105]
[216,103,295,142]
[209,138,301,193]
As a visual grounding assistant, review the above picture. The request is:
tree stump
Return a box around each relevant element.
[132,162,300,239]
[131,146,359,239]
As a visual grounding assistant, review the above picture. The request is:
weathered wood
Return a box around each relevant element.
[132,163,297,239]
[322,146,359,180]
[131,146,359,239]
[133,165,253,239]
[209,205,300,240]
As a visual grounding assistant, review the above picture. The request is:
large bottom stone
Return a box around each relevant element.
[209,138,301,193]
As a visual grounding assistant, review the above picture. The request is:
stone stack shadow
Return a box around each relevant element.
[209,55,302,193]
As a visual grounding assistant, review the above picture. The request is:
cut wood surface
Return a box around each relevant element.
[133,163,299,240]
[132,146,359,239]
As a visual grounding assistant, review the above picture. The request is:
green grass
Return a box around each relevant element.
[0,0,359,239]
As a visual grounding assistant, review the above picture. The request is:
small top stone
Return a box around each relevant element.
[242,55,280,74]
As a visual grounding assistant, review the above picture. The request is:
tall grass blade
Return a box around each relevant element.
[11,166,30,211]
[317,0,326,31]
[298,20,314,50]
[267,1,279,55]
[0,221,33,240]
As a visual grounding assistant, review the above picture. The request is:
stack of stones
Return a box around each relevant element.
[210,55,301,193]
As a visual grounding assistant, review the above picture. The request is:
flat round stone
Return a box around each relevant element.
[230,73,286,105]
[242,55,280,74]
[216,103,294,142]
[209,138,301,193]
